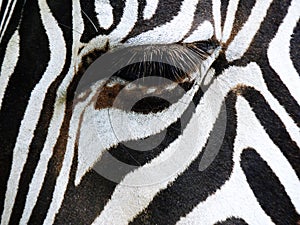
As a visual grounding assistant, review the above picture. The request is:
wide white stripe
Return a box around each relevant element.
[93,62,300,224]
[221,0,239,42]
[0,30,19,109]
[126,0,199,45]
[0,1,66,224]
[183,20,214,43]
[268,0,300,105]
[95,0,113,29]
[226,0,272,62]
[0,0,17,43]
[143,0,159,20]
[212,0,221,41]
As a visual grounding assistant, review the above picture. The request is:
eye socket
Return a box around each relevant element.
[73,40,219,113]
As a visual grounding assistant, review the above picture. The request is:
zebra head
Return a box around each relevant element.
[0,0,299,225]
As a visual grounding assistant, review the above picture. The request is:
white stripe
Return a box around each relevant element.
[143,0,159,20]
[0,29,19,109]
[212,0,221,41]
[95,0,113,29]
[0,0,17,43]
[226,0,273,62]
[40,0,85,224]
[125,0,199,45]
[75,79,200,186]
[183,20,214,43]
[267,0,300,105]
[0,1,66,224]
[177,83,300,225]
[93,62,300,224]
[19,101,65,225]
[177,99,277,225]
[221,0,239,42]
[235,97,300,213]
[78,0,138,59]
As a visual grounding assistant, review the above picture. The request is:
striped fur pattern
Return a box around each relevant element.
[0,0,300,224]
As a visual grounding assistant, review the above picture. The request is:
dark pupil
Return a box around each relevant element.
[131,97,171,114]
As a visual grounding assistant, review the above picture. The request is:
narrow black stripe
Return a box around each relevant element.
[7,0,73,223]
[241,148,300,225]
[182,0,213,41]
[241,87,300,178]
[0,0,49,219]
[130,91,237,225]
[0,0,23,68]
[220,0,229,31]
[224,0,256,45]
[290,19,300,75]
[214,217,248,225]
[0,0,14,39]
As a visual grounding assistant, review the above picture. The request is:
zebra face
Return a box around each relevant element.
[0,0,299,225]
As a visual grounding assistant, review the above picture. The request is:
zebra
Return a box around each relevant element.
[0,0,299,224]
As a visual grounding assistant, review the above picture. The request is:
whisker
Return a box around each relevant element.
[81,9,99,32]
[58,22,82,34]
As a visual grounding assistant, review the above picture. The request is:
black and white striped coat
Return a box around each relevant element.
[0,0,299,224]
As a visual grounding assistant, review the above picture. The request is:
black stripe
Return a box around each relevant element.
[108,86,203,169]
[182,0,213,41]
[214,217,248,225]
[123,0,183,42]
[80,0,126,43]
[7,0,73,223]
[241,86,300,178]
[130,91,237,225]
[220,0,229,31]
[52,83,204,224]
[0,0,49,219]
[290,19,300,75]
[224,0,256,45]
[53,145,117,225]
[233,0,300,126]
[241,148,300,225]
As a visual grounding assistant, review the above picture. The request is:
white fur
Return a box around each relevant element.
[226,0,273,62]
[212,0,222,40]
[221,0,239,42]
[177,96,300,224]
[75,80,200,186]
[143,0,159,20]
[0,30,19,110]
[92,62,300,224]
[1,1,66,224]
[40,1,85,224]
[125,0,199,45]
[78,0,138,60]
[267,0,300,105]
[183,20,214,43]
[95,0,113,29]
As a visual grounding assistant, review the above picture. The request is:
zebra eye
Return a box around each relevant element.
[74,40,219,114]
